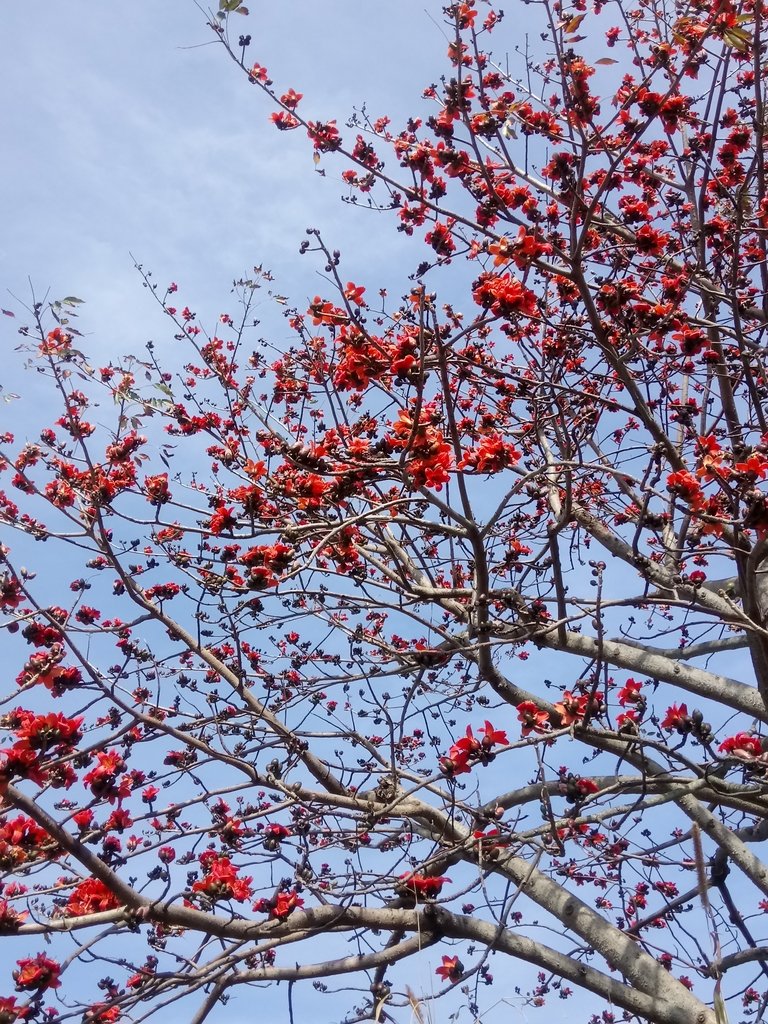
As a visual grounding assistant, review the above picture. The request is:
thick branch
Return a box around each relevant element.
[536,627,767,721]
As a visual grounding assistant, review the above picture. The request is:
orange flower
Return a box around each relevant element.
[397,873,450,900]
[66,879,121,917]
[14,953,61,992]
[435,954,464,981]
[553,691,589,726]
[516,700,551,736]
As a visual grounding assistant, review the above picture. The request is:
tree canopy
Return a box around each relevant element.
[3,1,768,1023]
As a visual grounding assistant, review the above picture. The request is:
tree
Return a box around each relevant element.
[2,0,768,1021]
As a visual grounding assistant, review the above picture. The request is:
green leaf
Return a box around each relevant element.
[723,24,751,51]
[61,296,85,306]
[219,0,242,11]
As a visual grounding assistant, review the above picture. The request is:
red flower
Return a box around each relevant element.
[473,827,510,853]
[82,750,130,802]
[449,725,481,759]
[39,327,72,357]
[67,879,121,917]
[472,272,538,317]
[105,808,132,833]
[459,434,521,474]
[733,452,768,480]
[517,700,551,736]
[249,63,269,83]
[553,691,589,727]
[719,733,763,759]
[84,1003,121,1023]
[307,120,341,153]
[441,721,507,776]
[208,506,238,535]
[425,220,456,258]
[617,678,643,706]
[13,953,62,992]
[0,745,48,788]
[145,582,181,602]
[0,900,28,931]
[280,88,303,109]
[271,111,300,130]
[479,720,508,748]
[439,749,471,776]
[263,823,292,846]
[489,226,553,268]
[192,854,253,904]
[576,778,600,797]
[14,711,83,754]
[0,814,53,862]
[435,954,464,981]
[616,710,640,732]
[0,577,23,609]
[73,808,94,830]
[144,473,170,506]
[343,282,366,306]
[264,887,304,919]
[397,873,450,900]
[308,297,348,326]
[667,470,704,509]
[0,997,30,1022]
[660,703,690,732]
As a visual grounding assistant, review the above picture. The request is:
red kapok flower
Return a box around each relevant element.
[479,720,508,748]
[84,1002,121,1023]
[660,703,690,732]
[719,733,763,759]
[208,505,238,535]
[0,997,30,1022]
[271,888,303,919]
[144,473,170,506]
[617,678,643,706]
[516,700,551,736]
[435,954,464,981]
[397,873,450,900]
[0,900,28,931]
[192,854,253,904]
[554,691,589,726]
[13,953,62,992]
[271,111,299,130]
[66,878,122,917]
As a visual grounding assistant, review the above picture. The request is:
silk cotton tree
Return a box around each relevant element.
[2,1,768,1022]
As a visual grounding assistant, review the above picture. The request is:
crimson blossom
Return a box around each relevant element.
[3,1,768,1023]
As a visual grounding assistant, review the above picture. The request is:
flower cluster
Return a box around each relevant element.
[191,853,253,904]
[388,404,453,490]
[253,887,304,919]
[440,721,508,776]
[396,873,451,900]
[719,733,764,760]
[66,878,122,917]
[13,953,61,992]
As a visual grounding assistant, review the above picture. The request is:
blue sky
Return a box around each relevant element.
[0,2,439,359]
